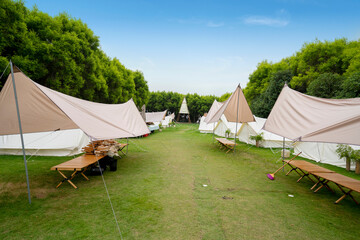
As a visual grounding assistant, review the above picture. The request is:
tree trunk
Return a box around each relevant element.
[356,161,360,175]
[256,140,259,148]
[346,158,351,171]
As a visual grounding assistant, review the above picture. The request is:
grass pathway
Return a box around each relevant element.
[1,123,360,239]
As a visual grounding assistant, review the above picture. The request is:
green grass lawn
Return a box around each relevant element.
[1,123,360,240]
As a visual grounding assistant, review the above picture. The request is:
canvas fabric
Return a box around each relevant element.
[205,85,255,124]
[263,84,360,146]
[0,71,150,140]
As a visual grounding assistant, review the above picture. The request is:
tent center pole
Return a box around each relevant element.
[234,84,240,154]
[10,60,31,205]
[126,137,129,154]
[282,137,285,172]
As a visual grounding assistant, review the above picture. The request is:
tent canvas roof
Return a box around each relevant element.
[145,110,167,123]
[204,99,223,123]
[263,84,360,146]
[205,85,254,124]
[0,70,150,140]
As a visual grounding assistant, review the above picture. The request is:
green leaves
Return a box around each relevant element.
[0,0,149,107]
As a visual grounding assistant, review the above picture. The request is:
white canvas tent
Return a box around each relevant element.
[145,110,167,124]
[238,116,292,148]
[199,116,215,133]
[0,63,150,203]
[199,100,224,133]
[264,84,360,169]
[161,115,173,127]
[205,85,254,151]
[293,142,360,169]
[0,129,90,156]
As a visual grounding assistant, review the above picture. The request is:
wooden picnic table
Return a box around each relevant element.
[284,160,360,204]
[215,138,235,153]
[50,154,106,189]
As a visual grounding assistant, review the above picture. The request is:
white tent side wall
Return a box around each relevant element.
[294,142,360,170]
[213,115,239,138]
[0,129,90,156]
[199,116,215,133]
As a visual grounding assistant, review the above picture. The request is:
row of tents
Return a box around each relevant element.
[0,64,176,157]
[199,84,360,170]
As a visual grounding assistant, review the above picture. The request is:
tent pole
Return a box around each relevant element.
[212,122,215,142]
[234,85,240,154]
[282,137,285,172]
[126,137,129,154]
[10,60,31,204]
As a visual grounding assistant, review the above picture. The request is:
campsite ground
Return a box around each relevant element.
[1,123,360,240]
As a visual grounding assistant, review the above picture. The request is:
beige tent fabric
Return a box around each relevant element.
[145,110,167,123]
[0,72,78,134]
[263,84,360,146]
[205,85,255,124]
[204,100,223,123]
[0,71,150,140]
[179,98,189,114]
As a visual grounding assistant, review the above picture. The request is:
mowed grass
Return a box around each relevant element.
[1,123,360,240]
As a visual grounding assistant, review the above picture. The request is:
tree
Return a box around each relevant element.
[306,73,343,98]
[251,70,292,118]
[339,72,360,98]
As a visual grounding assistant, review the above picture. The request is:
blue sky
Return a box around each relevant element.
[24,0,360,96]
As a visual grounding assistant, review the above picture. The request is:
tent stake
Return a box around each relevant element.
[10,60,31,204]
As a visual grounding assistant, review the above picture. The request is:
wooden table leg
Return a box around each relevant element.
[56,170,77,189]
[334,184,358,204]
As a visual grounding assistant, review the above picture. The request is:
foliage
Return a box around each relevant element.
[307,73,343,98]
[249,133,264,142]
[339,71,360,98]
[225,128,231,138]
[244,38,360,117]
[251,70,292,117]
[336,144,353,160]
[0,0,149,106]
[146,91,218,122]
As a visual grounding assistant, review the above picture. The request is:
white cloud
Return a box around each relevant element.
[244,16,289,27]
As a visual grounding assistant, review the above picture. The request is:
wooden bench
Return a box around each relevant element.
[50,154,106,189]
[285,160,360,204]
[215,138,235,153]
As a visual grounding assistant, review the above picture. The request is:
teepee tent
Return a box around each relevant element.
[177,98,191,123]
[205,84,254,151]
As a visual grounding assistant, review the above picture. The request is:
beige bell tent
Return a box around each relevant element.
[199,100,224,133]
[205,85,254,124]
[263,84,360,146]
[0,62,150,203]
[0,67,150,140]
[205,84,254,151]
